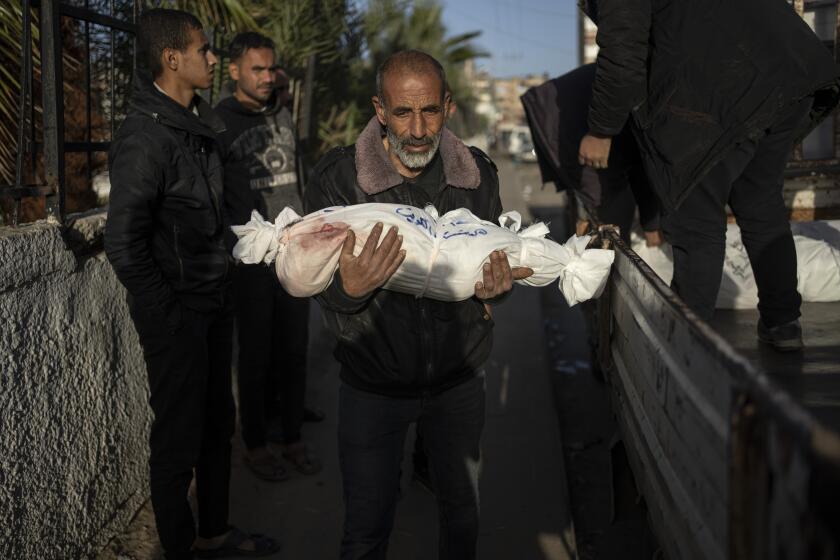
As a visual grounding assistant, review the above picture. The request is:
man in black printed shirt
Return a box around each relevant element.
[215,32,322,481]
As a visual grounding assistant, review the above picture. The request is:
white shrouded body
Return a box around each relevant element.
[231,203,615,307]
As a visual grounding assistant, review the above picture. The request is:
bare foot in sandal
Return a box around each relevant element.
[282,441,322,475]
[244,446,289,482]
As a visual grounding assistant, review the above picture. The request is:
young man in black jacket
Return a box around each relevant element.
[105,9,278,559]
[577,0,840,350]
[304,50,532,560]
[215,32,321,480]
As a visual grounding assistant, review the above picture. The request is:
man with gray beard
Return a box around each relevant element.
[303,50,532,560]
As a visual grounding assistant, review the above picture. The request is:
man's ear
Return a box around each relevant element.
[228,62,240,82]
[162,47,179,72]
[372,96,386,126]
[445,93,456,119]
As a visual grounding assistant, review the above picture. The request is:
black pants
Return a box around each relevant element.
[579,162,661,243]
[338,374,485,560]
[663,98,812,325]
[130,298,236,560]
[233,264,309,449]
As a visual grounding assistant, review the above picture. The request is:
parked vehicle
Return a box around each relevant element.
[495,123,534,158]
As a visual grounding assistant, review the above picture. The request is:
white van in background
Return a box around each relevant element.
[495,123,537,162]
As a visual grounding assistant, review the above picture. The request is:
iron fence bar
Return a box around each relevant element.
[85,0,93,185]
[29,23,37,183]
[0,186,57,198]
[39,0,65,221]
[33,141,113,153]
[51,3,137,33]
[63,141,111,152]
[6,0,138,226]
[15,0,33,192]
[110,0,116,139]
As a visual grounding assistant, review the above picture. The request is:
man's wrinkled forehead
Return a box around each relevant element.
[380,70,445,107]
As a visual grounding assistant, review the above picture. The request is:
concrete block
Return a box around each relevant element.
[0,214,151,559]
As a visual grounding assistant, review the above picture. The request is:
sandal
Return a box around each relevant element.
[194,526,281,558]
[243,452,289,482]
[282,443,323,475]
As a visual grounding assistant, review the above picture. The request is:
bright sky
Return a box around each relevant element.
[441,0,579,79]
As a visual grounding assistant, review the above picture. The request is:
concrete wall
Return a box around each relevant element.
[0,211,150,559]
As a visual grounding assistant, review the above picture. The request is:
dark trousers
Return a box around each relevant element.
[663,98,812,325]
[338,374,485,560]
[130,299,236,560]
[233,264,309,448]
[579,162,660,243]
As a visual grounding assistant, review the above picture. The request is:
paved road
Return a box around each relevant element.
[495,155,564,223]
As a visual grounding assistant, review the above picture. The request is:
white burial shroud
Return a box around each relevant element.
[231,203,615,307]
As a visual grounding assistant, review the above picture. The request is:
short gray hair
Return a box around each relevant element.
[375,50,447,108]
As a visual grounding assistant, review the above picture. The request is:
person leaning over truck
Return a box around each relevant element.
[521,63,662,246]
[577,0,840,351]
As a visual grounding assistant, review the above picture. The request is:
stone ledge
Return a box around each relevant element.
[0,206,149,559]
[65,208,108,252]
[0,210,109,292]
[0,218,75,291]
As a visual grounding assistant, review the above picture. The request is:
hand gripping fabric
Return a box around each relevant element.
[231,203,615,306]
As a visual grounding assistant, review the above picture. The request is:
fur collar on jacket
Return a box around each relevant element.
[354,116,480,195]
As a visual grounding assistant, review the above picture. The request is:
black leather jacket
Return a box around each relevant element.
[303,121,503,397]
[105,71,232,327]
[584,0,840,210]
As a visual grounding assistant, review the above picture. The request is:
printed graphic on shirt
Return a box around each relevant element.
[229,122,298,191]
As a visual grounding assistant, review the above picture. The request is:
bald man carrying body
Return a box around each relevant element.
[304,50,532,560]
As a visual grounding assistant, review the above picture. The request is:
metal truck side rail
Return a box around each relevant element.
[588,225,840,560]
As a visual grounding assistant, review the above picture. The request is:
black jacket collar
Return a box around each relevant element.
[129,69,225,138]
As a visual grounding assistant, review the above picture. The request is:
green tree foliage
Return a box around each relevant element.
[363,0,487,111]
[240,0,366,160]
[0,0,485,221]
[241,0,487,159]
[0,0,258,222]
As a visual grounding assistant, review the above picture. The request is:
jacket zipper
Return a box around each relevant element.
[200,143,223,228]
[173,223,185,285]
[418,298,434,392]
[149,110,227,294]
[198,144,230,291]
